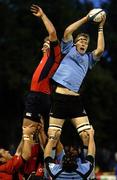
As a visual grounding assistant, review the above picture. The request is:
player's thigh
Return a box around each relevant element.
[48,117,64,137]
[23,118,38,128]
[71,116,90,127]
[49,117,65,127]
[71,116,91,141]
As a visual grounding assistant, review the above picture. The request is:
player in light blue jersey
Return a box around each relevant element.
[46,12,106,179]
[44,126,95,180]
[47,11,106,138]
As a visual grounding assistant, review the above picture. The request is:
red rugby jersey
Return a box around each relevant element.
[23,143,40,175]
[35,162,44,177]
[30,40,61,94]
[0,155,24,180]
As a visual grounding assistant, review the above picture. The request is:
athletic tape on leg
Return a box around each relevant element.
[77,123,91,134]
[49,124,62,131]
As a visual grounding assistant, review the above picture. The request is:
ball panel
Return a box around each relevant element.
[88,8,106,23]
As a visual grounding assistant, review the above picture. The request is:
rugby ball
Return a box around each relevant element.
[88,8,106,23]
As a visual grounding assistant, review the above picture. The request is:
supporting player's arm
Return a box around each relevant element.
[38,117,47,150]
[44,130,61,159]
[21,124,35,160]
[86,126,95,158]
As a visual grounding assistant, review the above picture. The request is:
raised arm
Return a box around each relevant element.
[56,140,64,156]
[63,15,89,42]
[92,14,106,58]
[30,4,57,41]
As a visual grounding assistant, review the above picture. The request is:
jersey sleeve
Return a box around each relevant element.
[44,156,54,164]
[50,40,59,48]
[61,39,73,55]
[0,155,24,173]
[88,52,101,69]
[50,40,61,63]
[76,156,94,179]
[86,155,94,164]
[44,156,62,177]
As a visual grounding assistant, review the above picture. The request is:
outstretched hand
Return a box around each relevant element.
[99,13,106,27]
[30,4,44,17]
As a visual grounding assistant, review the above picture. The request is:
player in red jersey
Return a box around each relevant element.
[0,124,35,180]
[22,4,61,132]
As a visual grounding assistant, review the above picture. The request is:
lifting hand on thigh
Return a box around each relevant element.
[47,117,64,139]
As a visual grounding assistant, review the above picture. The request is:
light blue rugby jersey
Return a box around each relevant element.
[52,39,100,93]
[44,149,65,178]
[47,157,93,180]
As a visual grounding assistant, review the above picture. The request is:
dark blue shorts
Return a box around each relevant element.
[24,91,51,122]
[50,92,87,119]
